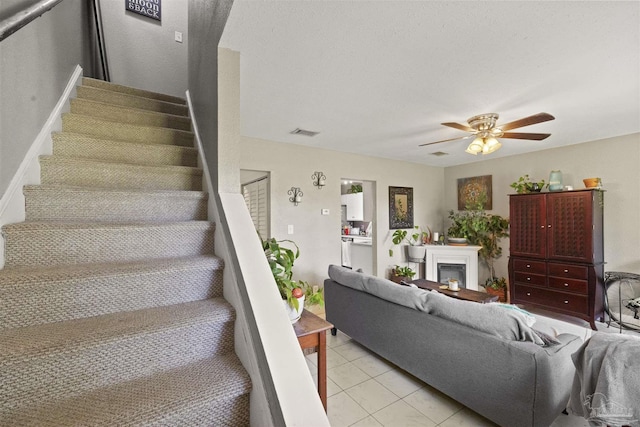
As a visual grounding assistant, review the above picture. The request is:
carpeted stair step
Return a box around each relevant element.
[24,185,207,222]
[40,156,203,191]
[0,299,236,411]
[52,132,198,167]
[2,221,215,267]
[62,113,194,147]
[82,77,187,105]
[77,85,188,116]
[1,353,251,426]
[70,98,192,131]
[0,255,224,328]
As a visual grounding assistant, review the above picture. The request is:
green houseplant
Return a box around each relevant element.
[447,194,510,299]
[510,174,546,194]
[261,237,323,311]
[389,226,431,256]
[390,265,416,283]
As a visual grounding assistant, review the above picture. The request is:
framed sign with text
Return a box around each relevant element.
[126,0,161,21]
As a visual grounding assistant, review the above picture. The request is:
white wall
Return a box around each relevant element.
[0,0,92,197]
[240,138,444,287]
[98,0,188,98]
[444,133,640,284]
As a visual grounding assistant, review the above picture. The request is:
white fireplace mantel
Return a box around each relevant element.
[425,245,481,290]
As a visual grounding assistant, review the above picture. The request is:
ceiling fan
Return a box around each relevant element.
[419,112,555,155]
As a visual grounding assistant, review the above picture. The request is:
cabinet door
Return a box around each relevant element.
[509,194,546,258]
[547,192,594,262]
[343,193,364,221]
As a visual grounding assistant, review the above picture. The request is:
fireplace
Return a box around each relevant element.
[438,263,467,288]
[425,245,481,291]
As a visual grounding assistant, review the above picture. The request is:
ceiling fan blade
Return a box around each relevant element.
[441,122,475,132]
[419,135,473,147]
[501,132,551,141]
[499,113,555,131]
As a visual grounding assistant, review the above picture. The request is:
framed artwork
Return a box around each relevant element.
[457,175,492,210]
[389,186,414,229]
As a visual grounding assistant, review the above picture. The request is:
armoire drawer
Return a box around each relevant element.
[548,277,588,294]
[548,262,588,280]
[512,259,546,275]
[514,272,546,287]
[514,285,588,314]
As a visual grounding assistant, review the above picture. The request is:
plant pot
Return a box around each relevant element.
[485,286,507,303]
[389,270,409,284]
[583,177,601,188]
[283,295,305,323]
[407,245,426,261]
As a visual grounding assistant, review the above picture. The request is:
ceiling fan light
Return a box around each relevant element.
[466,137,484,155]
[483,138,502,154]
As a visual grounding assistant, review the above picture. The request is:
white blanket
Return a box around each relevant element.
[568,332,640,427]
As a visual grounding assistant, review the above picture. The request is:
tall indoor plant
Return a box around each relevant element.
[447,194,509,300]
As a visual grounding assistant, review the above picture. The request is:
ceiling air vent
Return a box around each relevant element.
[290,128,320,137]
[430,151,449,157]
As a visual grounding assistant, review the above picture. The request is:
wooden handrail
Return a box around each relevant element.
[0,0,65,42]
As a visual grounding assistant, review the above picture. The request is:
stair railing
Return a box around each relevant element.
[0,0,65,42]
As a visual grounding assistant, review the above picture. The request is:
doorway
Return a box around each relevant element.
[340,178,376,275]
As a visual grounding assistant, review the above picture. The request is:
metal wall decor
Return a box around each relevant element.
[288,187,303,206]
[457,175,492,210]
[312,171,326,189]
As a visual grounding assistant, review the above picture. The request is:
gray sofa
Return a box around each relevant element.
[324,265,583,427]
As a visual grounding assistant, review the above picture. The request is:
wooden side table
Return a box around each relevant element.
[293,309,334,411]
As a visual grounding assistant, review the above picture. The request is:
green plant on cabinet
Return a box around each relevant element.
[510,174,546,194]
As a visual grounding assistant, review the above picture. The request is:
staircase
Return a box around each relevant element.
[0,78,251,425]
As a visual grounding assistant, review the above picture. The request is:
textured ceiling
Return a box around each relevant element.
[219,1,640,167]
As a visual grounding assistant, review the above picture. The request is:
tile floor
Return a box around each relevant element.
[306,331,592,427]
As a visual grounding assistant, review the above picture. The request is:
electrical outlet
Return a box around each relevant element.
[287,225,294,235]
[174,31,183,43]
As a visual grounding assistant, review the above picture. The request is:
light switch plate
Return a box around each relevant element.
[321,209,330,215]
[287,225,294,234]
[174,31,183,43]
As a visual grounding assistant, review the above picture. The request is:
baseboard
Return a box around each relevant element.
[0,65,83,269]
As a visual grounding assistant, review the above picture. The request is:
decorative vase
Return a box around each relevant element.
[284,295,305,323]
[548,170,563,192]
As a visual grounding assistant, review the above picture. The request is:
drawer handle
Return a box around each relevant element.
[564,300,569,304]
[564,283,569,287]
[526,264,531,268]
[540,225,545,229]
[527,292,531,296]
[527,277,531,281]
[564,269,569,273]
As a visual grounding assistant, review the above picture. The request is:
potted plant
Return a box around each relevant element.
[390,226,431,259]
[447,193,510,301]
[262,237,323,322]
[510,174,546,194]
[390,265,416,284]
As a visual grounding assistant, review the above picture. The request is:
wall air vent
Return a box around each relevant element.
[290,128,320,137]
[430,151,449,157]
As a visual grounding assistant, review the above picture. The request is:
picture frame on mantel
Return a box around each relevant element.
[457,175,492,210]
[389,186,414,229]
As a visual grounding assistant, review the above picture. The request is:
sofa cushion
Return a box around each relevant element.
[426,291,547,345]
[328,265,433,311]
